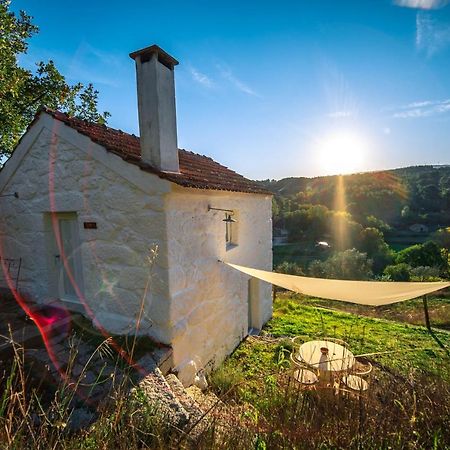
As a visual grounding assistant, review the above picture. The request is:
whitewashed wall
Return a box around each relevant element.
[0,115,173,342]
[0,113,273,386]
[165,187,273,385]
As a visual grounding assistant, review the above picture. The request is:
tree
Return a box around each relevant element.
[275,261,304,276]
[419,184,442,212]
[432,227,450,250]
[395,241,447,271]
[328,211,362,251]
[309,249,373,280]
[383,263,411,281]
[283,204,330,242]
[308,260,329,278]
[0,1,109,158]
[410,266,442,281]
[364,215,391,233]
[356,227,393,274]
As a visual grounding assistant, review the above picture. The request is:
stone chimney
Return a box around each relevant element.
[129,45,180,173]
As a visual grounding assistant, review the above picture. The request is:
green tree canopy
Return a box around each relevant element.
[283,204,330,241]
[309,249,373,280]
[275,261,305,276]
[0,0,109,159]
[363,215,391,233]
[383,263,411,281]
[432,227,450,250]
[395,241,448,272]
[356,227,393,274]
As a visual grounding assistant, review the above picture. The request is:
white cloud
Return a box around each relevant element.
[392,99,450,118]
[216,64,260,97]
[416,12,450,56]
[189,66,214,88]
[394,0,450,9]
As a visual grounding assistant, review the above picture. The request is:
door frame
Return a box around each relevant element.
[45,212,85,305]
[247,277,262,335]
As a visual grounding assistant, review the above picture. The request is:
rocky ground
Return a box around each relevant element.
[0,292,220,434]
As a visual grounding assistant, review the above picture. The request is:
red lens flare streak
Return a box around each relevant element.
[0,121,151,404]
[46,121,147,373]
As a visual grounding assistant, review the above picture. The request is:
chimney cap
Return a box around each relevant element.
[129,44,179,69]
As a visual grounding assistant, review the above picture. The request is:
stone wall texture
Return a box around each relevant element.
[0,120,172,342]
[165,187,272,385]
[0,115,273,385]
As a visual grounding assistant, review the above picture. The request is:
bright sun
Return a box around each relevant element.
[316,131,368,175]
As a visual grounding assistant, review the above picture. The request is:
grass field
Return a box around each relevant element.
[269,295,450,379]
[274,229,434,263]
[219,295,450,393]
[209,294,450,448]
[385,230,432,252]
[280,291,450,330]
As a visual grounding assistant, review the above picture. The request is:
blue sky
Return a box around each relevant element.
[12,0,450,179]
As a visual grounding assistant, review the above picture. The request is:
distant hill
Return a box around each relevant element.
[260,165,450,226]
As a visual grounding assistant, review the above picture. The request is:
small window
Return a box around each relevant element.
[225,212,238,249]
[225,214,233,244]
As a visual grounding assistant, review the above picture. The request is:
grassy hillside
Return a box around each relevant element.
[266,165,450,281]
[264,164,450,226]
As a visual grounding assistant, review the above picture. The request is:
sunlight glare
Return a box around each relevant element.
[316,131,368,175]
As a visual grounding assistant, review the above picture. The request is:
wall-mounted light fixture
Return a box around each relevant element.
[223,214,236,223]
[207,205,237,223]
[0,192,19,199]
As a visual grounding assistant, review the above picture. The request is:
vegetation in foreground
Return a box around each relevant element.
[1,293,449,449]
[207,295,450,449]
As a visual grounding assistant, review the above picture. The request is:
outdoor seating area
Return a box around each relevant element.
[290,337,373,395]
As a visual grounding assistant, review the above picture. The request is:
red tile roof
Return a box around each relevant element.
[43,109,270,195]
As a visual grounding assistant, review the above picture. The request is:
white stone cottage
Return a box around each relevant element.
[0,45,272,384]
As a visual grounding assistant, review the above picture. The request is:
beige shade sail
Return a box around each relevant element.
[225,263,450,306]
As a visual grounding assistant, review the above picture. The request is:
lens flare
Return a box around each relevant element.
[316,130,368,175]
[0,120,159,405]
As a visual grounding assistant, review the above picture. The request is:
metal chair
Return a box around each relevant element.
[291,336,304,349]
[289,351,319,388]
[341,374,369,392]
[340,374,370,399]
[292,367,319,386]
[352,357,373,377]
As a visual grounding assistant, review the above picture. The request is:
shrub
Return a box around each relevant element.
[275,262,304,276]
[410,265,442,281]
[432,227,450,250]
[364,215,392,233]
[309,249,373,280]
[383,263,411,281]
[396,241,447,270]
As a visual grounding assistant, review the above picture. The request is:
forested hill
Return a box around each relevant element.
[260,165,450,226]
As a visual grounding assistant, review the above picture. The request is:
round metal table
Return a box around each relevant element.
[298,340,356,374]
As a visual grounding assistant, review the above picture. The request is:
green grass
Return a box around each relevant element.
[220,294,450,402]
[287,291,450,330]
[385,230,432,251]
[269,296,449,379]
[208,294,450,448]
